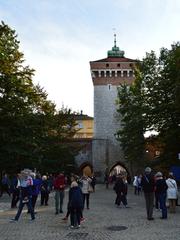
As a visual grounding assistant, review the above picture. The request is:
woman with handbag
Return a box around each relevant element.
[80,176,92,209]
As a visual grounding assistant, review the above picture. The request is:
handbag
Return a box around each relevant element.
[88,184,93,193]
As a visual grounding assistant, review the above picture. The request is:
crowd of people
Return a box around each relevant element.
[0,170,96,228]
[0,166,179,227]
[111,167,179,221]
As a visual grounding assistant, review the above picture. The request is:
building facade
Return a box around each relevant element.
[90,36,136,180]
[74,112,94,139]
[73,113,94,176]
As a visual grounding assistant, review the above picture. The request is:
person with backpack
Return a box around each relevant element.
[155,172,168,219]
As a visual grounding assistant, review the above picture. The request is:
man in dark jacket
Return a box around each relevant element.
[69,181,83,228]
[155,172,168,219]
[113,174,127,207]
[141,167,155,220]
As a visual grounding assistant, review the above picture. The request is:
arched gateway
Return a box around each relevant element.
[90,36,136,181]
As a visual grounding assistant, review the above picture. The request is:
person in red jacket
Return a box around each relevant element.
[53,173,66,214]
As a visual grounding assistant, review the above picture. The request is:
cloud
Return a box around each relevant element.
[1,0,180,116]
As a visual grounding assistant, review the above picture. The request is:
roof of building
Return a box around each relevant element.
[74,114,93,120]
[91,57,136,63]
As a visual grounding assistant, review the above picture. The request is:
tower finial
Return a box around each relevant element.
[107,30,125,57]
[114,33,116,47]
[112,28,116,47]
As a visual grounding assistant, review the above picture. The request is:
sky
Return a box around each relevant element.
[0,0,180,116]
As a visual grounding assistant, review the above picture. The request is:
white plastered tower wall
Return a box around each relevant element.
[90,37,136,180]
[93,85,124,179]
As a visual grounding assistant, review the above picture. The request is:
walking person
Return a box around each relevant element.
[53,173,66,214]
[10,169,35,222]
[166,172,178,213]
[113,173,127,207]
[155,172,168,219]
[141,167,155,220]
[28,173,41,213]
[69,181,83,229]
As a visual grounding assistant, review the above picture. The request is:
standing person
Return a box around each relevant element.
[123,173,128,206]
[69,181,83,229]
[141,167,155,220]
[166,172,178,213]
[10,169,35,222]
[155,172,168,219]
[62,174,84,222]
[133,175,138,195]
[137,174,142,195]
[11,174,20,208]
[80,175,92,209]
[40,175,49,206]
[91,175,96,192]
[0,173,11,197]
[53,173,66,214]
[104,173,109,189]
[113,173,127,207]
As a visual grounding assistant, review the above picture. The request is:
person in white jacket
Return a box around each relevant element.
[80,176,92,209]
[166,173,178,213]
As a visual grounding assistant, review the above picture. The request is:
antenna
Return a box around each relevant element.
[112,28,116,47]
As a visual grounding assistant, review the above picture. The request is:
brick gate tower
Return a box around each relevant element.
[90,35,136,180]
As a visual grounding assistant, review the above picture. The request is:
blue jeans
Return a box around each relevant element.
[158,192,167,218]
[15,197,35,220]
[55,190,64,213]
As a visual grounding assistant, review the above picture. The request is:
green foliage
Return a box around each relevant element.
[116,78,146,171]
[116,42,180,170]
[0,22,79,174]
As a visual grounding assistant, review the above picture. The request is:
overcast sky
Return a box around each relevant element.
[1,0,180,116]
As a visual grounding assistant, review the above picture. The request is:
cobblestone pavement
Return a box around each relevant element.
[0,185,180,240]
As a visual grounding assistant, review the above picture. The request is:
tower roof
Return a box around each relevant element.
[107,34,125,58]
[90,35,136,63]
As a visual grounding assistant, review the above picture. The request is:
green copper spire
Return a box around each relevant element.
[107,34,125,57]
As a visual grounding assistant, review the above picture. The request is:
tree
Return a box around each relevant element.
[0,22,79,174]
[116,72,146,174]
[116,42,180,171]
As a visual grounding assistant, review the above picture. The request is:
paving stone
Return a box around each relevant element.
[0,185,180,240]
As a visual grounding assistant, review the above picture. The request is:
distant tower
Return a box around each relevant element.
[90,35,136,179]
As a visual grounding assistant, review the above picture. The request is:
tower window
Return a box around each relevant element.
[106,63,109,67]
[129,71,133,77]
[123,71,127,77]
[117,63,120,67]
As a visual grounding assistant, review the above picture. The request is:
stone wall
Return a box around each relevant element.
[93,85,125,181]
